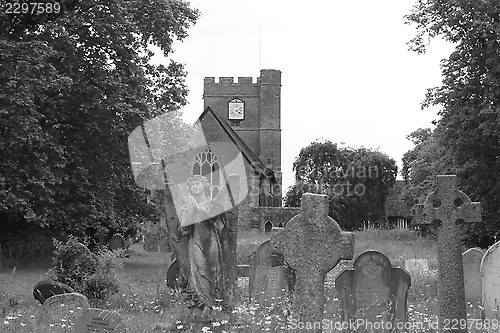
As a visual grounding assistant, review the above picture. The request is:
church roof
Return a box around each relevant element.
[198,106,274,179]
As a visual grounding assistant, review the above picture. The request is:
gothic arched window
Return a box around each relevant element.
[192,147,222,199]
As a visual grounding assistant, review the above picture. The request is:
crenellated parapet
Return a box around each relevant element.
[203,76,260,86]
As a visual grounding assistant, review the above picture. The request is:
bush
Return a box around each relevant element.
[47,236,123,304]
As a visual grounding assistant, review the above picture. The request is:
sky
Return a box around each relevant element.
[152,0,456,193]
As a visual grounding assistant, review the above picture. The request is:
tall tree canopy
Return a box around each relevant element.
[0,0,198,244]
[284,140,397,230]
[405,0,500,245]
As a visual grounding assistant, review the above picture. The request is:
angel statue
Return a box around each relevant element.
[175,175,231,318]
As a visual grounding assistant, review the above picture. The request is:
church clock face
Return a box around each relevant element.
[228,99,244,120]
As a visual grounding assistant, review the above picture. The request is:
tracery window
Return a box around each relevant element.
[192,147,222,199]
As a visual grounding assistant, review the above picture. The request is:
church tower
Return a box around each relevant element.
[203,69,282,207]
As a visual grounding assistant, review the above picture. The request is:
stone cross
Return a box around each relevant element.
[271,193,354,333]
[413,175,481,333]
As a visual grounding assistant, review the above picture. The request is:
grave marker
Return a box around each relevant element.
[481,241,500,320]
[42,293,89,332]
[248,240,289,304]
[67,242,91,269]
[109,234,125,250]
[413,175,481,333]
[462,248,483,306]
[73,308,125,333]
[33,279,75,305]
[335,250,411,329]
[271,193,354,333]
[404,259,429,275]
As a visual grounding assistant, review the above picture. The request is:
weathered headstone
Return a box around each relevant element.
[166,258,187,289]
[462,248,483,306]
[404,259,429,275]
[413,175,481,333]
[481,241,500,320]
[66,242,91,269]
[248,240,289,304]
[109,234,125,250]
[271,193,354,333]
[143,232,158,252]
[41,293,90,332]
[72,308,125,333]
[335,250,411,330]
[33,279,75,305]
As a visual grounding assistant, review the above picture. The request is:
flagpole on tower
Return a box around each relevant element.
[259,27,261,71]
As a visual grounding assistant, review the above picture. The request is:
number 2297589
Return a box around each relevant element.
[3,1,61,15]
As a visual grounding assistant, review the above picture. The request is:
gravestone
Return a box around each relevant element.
[166,258,188,289]
[481,240,500,320]
[41,293,90,332]
[143,232,158,251]
[413,175,481,333]
[109,234,125,250]
[271,193,354,333]
[33,279,75,305]
[248,240,289,304]
[335,250,411,329]
[404,259,429,275]
[462,248,483,306]
[66,242,91,269]
[73,308,125,333]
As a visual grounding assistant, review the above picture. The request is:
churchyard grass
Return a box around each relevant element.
[0,229,491,332]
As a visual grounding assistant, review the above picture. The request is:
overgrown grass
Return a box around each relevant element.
[0,229,493,332]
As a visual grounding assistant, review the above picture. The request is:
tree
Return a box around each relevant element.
[0,0,199,248]
[405,0,500,246]
[284,140,397,230]
[401,127,453,210]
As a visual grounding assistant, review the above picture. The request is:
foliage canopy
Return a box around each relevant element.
[0,0,198,243]
[284,140,397,230]
[404,0,500,246]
